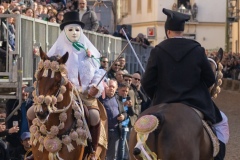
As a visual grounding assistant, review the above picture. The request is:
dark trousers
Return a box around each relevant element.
[214,140,226,160]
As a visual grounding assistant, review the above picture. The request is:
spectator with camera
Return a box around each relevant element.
[132,33,150,49]
[0,106,19,160]
[98,80,133,160]
[116,82,133,160]
[0,107,19,137]
[5,85,34,150]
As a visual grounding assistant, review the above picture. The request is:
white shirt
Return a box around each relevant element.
[213,111,230,144]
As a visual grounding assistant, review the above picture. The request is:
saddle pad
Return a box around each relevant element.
[202,120,220,157]
[98,121,108,149]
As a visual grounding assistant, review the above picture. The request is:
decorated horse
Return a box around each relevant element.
[129,48,223,160]
[29,47,107,160]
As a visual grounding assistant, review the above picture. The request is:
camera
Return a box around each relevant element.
[126,96,131,101]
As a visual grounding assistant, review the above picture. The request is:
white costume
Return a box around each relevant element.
[47,26,105,98]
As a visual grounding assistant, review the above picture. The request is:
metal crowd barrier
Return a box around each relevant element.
[0,14,153,100]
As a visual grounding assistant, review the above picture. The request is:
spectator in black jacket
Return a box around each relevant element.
[113,24,132,40]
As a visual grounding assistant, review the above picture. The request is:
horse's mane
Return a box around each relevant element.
[208,57,223,98]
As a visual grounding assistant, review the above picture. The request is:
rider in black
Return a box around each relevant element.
[141,8,224,159]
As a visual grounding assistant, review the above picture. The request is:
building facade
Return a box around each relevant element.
[119,0,226,50]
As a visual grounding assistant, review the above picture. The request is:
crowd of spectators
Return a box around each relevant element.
[0,55,151,159]
[0,0,152,44]
[0,0,151,72]
[207,51,240,80]
[0,85,34,160]
[99,56,151,160]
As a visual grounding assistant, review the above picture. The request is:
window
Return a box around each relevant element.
[137,0,142,14]
[147,0,152,13]
[128,0,131,14]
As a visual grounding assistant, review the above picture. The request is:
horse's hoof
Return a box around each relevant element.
[133,148,141,155]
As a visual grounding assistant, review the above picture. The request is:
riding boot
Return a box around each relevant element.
[89,122,101,160]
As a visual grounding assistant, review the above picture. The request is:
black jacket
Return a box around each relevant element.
[141,38,222,124]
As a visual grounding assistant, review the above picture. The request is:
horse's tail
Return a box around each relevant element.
[133,113,164,158]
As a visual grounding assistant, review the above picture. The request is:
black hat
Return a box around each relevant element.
[163,8,190,31]
[60,11,85,30]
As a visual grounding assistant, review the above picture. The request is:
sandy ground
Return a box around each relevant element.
[213,89,240,160]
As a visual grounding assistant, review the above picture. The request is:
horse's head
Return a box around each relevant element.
[33,47,70,121]
[208,48,223,98]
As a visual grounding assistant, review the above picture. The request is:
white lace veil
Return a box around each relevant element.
[47,25,102,88]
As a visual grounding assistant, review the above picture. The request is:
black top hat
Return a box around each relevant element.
[60,11,85,30]
[163,8,190,31]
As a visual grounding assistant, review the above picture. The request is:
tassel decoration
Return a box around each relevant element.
[42,69,48,77]
[58,122,65,130]
[60,85,66,94]
[45,95,52,106]
[51,71,55,78]
[57,94,63,102]
[52,96,57,105]
[38,136,44,152]
[56,152,64,160]
[33,137,38,146]
[34,71,39,80]
[62,135,75,152]
[38,60,44,70]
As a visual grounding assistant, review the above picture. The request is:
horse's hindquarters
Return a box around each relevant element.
[129,103,213,160]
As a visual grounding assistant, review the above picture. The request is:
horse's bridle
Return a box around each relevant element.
[35,75,66,99]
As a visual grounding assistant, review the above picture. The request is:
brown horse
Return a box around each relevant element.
[30,48,108,160]
[129,49,223,160]
[30,48,86,160]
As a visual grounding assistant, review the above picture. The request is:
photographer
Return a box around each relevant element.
[6,85,34,149]
[133,33,150,49]
[0,107,20,137]
[116,83,133,160]
[0,106,19,160]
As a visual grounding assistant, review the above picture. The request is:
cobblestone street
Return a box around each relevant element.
[213,89,240,160]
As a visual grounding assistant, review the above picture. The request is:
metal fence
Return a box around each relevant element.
[0,14,153,99]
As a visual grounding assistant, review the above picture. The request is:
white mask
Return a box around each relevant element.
[64,24,81,42]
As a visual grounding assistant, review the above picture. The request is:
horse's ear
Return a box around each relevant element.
[39,47,48,61]
[58,52,69,64]
[215,48,223,63]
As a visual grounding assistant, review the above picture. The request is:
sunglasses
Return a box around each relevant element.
[79,3,85,4]
[114,64,120,67]
[134,78,140,81]
[102,61,108,63]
